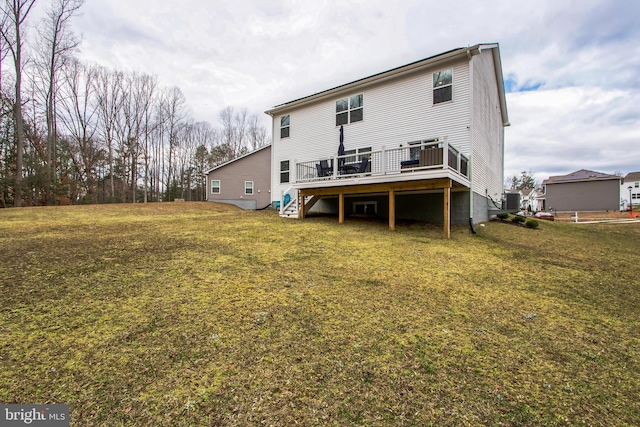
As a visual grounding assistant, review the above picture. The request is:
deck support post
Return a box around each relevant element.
[299,192,305,219]
[444,183,451,239]
[389,189,396,231]
[338,192,344,224]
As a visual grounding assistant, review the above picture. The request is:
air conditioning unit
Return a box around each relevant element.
[503,192,520,211]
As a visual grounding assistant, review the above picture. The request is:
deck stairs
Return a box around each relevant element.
[279,193,322,218]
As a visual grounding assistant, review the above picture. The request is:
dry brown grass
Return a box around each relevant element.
[1,202,638,426]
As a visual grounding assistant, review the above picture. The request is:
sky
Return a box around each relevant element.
[41,0,640,184]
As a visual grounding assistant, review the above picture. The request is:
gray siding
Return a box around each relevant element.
[545,180,621,211]
[206,146,272,209]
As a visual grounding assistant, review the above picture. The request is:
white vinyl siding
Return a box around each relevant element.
[270,58,472,198]
[470,49,505,201]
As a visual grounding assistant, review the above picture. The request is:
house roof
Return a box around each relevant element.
[624,171,640,183]
[519,187,533,197]
[265,43,510,127]
[203,144,271,175]
[542,169,621,185]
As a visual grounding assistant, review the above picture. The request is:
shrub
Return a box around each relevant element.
[512,215,526,224]
[497,213,509,220]
[526,219,539,229]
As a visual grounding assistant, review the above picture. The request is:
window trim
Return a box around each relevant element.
[280,160,290,184]
[211,180,221,194]
[336,94,364,126]
[280,115,290,139]
[244,181,254,195]
[433,69,453,105]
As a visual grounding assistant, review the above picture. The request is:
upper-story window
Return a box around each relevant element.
[280,115,290,138]
[433,69,452,104]
[336,94,363,126]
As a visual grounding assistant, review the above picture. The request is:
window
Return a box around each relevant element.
[353,201,377,215]
[433,69,452,104]
[344,146,371,163]
[336,94,363,126]
[343,147,371,173]
[211,180,220,194]
[280,115,290,139]
[635,182,639,188]
[244,181,254,195]
[280,160,290,183]
[409,138,439,160]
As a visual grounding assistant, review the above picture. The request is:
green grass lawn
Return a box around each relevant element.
[1,203,639,426]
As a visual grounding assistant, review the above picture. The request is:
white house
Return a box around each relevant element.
[623,172,640,208]
[520,187,545,212]
[265,43,509,238]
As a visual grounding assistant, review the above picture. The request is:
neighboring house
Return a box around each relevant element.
[529,188,545,212]
[519,187,545,212]
[542,169,621,212]
[519,188,533,211]
[205,144,272,210]
[264,43,509,238]
[622,172,640,207]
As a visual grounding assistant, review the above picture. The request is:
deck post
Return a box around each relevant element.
[443,184,451,239]
[389,189,395,231]
[299,192,305,219]
[381,145,386,174]
[280,190,284,215]
[339,192,344,224]
[442,137,448,169]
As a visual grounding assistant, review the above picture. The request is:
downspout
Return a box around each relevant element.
[467,49,476,234]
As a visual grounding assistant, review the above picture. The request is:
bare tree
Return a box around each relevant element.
[233,107,248,154]
[158,86,187,201]
[35,0,83,204]
[247,112,268,150]
[219,106,234,156]
[93,66,123,201]
[0,0,36,206]
[57,59,101,202]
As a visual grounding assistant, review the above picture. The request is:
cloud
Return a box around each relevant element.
[57,0,640,176]
[506,86,640,181]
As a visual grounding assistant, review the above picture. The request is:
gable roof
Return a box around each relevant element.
[265,43,509,127]
[519,187,534,197]
[542,169,621,185]
[204,144,271,175]
[624,171,640,182]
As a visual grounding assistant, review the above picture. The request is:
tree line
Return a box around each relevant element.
[0,0,269,207]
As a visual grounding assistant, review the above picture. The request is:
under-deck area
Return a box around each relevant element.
[298,178,468,238]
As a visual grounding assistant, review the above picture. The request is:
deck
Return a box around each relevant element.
[279,139,470,238]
